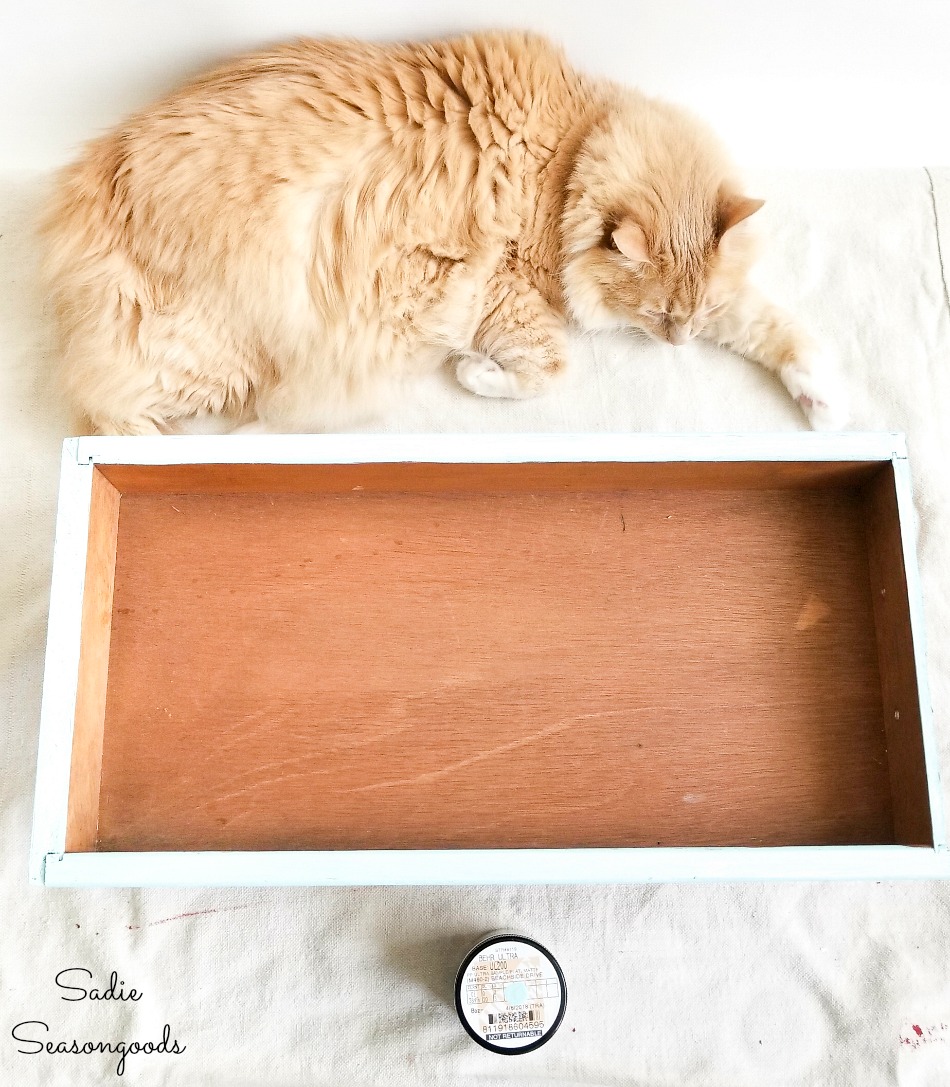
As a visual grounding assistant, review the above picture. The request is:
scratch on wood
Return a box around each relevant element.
[345,709,628,793]
[200,686,475,808]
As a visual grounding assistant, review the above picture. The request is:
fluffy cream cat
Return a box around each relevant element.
[42,31,846,434]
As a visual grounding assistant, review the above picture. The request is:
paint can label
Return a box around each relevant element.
[455,934,565,1053]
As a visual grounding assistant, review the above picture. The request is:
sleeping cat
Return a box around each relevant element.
[42,30,846,434]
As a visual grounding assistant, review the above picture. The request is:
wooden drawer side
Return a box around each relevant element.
[65,467,120,852]
[864,463,934,845]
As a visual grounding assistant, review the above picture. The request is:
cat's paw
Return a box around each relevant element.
[455,352,522,398]
[795,391,849,432]
[781,351,850,432]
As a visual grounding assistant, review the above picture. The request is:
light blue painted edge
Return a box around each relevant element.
[29,442,93,884]
[73,431,907,467]
[43,846,950,888]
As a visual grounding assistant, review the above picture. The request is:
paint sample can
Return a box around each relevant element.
[454,933,566,1054]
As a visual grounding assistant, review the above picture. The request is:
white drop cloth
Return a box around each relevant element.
[1,169,949,1085]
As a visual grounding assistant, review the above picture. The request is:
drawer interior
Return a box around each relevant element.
[66,459,932,853]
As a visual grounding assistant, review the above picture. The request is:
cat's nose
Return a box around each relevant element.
[666,324,693,346]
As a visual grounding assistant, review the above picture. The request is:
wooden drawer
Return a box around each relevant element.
[30,433,948,885]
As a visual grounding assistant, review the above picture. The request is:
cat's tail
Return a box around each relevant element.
[40,134,171,434]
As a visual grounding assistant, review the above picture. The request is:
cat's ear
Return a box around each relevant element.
[610,220,652,265]
[717,193,764,238]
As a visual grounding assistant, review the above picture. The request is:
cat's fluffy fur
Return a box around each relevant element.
[42,31,846,433]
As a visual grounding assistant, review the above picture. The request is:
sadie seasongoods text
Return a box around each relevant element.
[10,968,186,1077]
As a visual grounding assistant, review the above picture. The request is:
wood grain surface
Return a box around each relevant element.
[97,459,881,496]
[83,469,900,852]
[66,469,120,851]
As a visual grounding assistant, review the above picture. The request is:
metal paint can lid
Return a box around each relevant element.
[454,933,567,1054]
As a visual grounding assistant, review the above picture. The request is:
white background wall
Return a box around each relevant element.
[3,0,949,171]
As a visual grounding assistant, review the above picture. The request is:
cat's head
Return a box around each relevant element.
[560,96,762,345]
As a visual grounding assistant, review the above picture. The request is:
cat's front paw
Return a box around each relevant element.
[455,352,522,398]
[781,351,850,432]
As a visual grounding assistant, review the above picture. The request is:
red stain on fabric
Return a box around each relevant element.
[899,1023,949,1049]
[126,904,249,930]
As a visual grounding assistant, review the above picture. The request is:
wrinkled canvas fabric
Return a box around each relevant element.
[1,170,949,1086]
